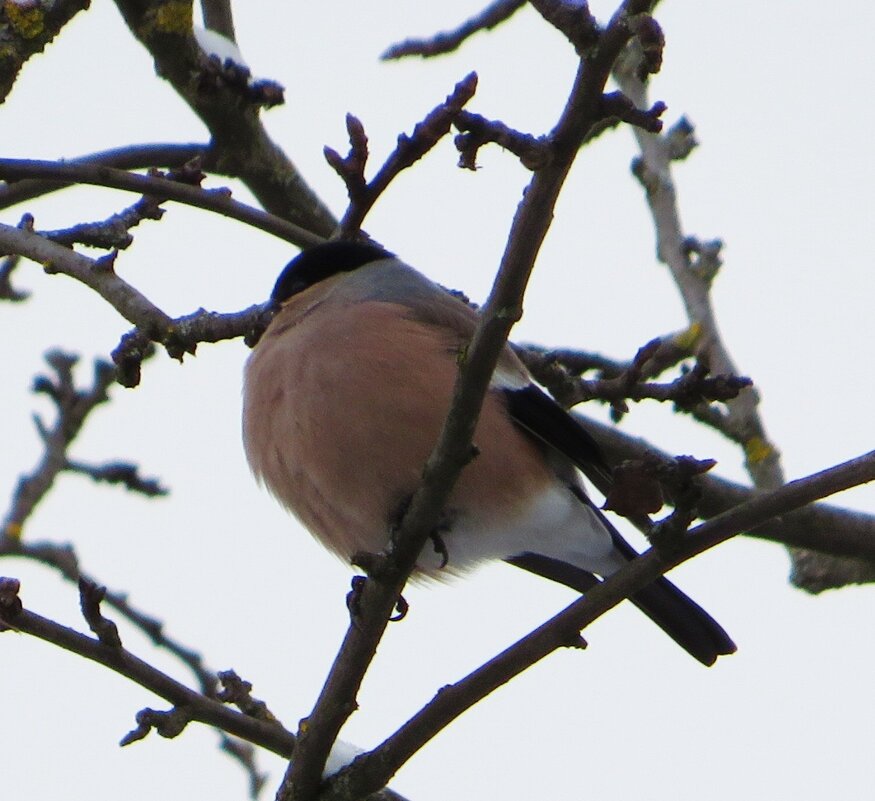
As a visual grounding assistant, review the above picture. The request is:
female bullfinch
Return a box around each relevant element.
[242,240,735,665]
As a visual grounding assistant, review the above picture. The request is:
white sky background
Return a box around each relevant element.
[1,2,873,800]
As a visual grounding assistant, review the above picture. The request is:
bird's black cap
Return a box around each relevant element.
[271,240,394,303]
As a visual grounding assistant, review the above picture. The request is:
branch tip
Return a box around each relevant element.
[78,578,123,648]
[381,0,525,60]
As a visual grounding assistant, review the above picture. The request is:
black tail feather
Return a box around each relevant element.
[628,575,736,666]
[507,552,736,666]
[502,382,735,665]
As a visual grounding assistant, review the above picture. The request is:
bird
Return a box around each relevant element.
[242,240,736,665]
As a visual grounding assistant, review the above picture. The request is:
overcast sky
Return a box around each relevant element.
[1,3,873,800]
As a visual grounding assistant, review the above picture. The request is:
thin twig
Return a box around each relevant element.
[454,111,551,171]
[0,536,217,694]
[614,49,782,487]
[0,143,206,211]
[0,224,276,387]
[219,736,269,800]
[2,352,121,537]
[523,337,750,420]
[1,537,279,797]
[0,587,297,757]
[326,74,479,238]
[0,222,174,336]
[37,195,165,250]
[0,252,28,301]
[0,159,323,248]
[64,459,168,496]
[381,0,525,59]
[576,416,875,562]
[112,301,276,387]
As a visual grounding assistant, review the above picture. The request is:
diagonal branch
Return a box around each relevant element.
[612,44,869,592]
[0,222,174,334]
[2,352,131,538]
[111,0,337,237]
[381,0,525,60]
[35,194,165,251]
[0,544,285,799]
[0,0,90,102]
[1,536,215,698]
[326,73,479,238]
[0,576,411,801]
[325,450,875,799]
[454,111,551,171]
[0,581,297,757]
[578,416,875,563]
[0,223,277,387]
[614,52,782,489]
[280,4,661,799]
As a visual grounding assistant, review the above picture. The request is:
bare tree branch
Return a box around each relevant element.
[0,223,277,387]
[614,50,783,489]
[529,0,600,54]
[111,301,276,387]
[454,111,551,171]
[0,159,323,248]
[0,221,174,331]
[324,450,875,800]
[612,44,871,592]
[111,0,337,237]
[789,550,875,594]
[0,535,216,694]
[0,578,298,757]
[64,459,167,497]
[0,546,280,798]
[0,577,410,801]
[381,0,526,60]
[280,4,662,798]
[0,251,28,301]
[579,417,875,563]
[0,143,207,212]
[522,337,750,422]
[326,74,479,238]
[35,194,165,250]
[0,0,90,102]
[3,352,121,537]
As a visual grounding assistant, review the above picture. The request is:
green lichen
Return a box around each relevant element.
[673,321,702,351]
[744,436,774,466]
[5,1,46,40]
[154,1,192,35]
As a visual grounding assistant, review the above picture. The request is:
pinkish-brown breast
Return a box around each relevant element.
[243,289,556,568]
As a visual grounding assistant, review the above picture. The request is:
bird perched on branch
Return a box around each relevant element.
[242,240,735,665]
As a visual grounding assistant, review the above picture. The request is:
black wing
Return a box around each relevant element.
[502,383,736,666]
[503,383,614,495]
